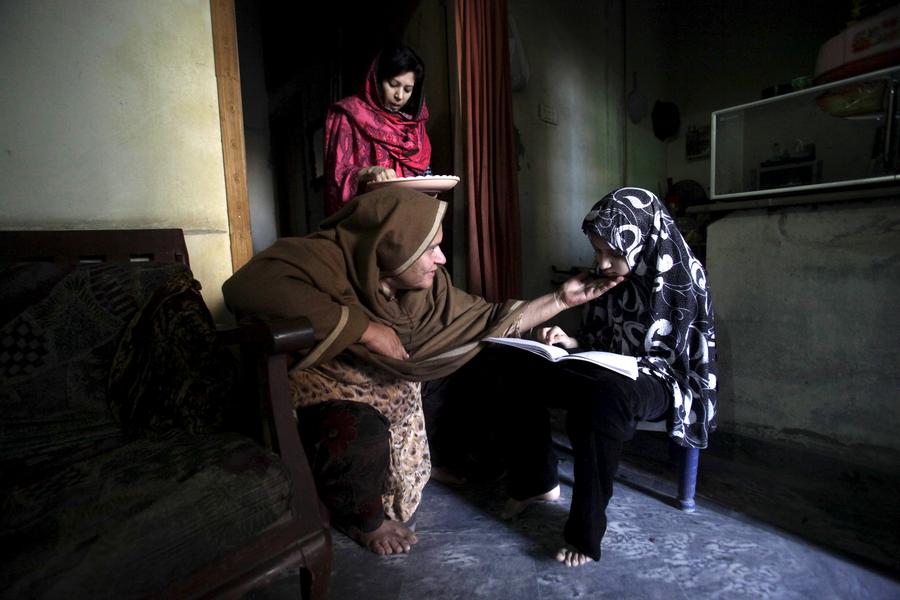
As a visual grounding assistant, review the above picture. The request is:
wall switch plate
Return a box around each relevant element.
[538,102,559,125]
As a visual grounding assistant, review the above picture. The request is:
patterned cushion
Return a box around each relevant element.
[0,262,71,329]
[106,264,234,437]
[0,263,159,477]
[0,262,234,475]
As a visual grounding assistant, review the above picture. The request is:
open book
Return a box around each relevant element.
[484,337,638,380]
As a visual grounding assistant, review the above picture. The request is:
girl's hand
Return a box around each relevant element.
[359,320,409,360]
[537,326,578,349]
[556,272,623,308]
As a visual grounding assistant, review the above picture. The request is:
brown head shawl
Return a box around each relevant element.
[222,187,525,380]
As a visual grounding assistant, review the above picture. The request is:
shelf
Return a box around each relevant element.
[688,185,900,213]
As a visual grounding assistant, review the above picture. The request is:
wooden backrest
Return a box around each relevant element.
[0,229,189,267]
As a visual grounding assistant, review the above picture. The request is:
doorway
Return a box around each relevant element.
[234,0,454,254]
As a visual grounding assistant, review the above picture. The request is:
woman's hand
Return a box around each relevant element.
[556,272,623,309]
[359,320,409,360]
[537,326,579,349]
[359,166,397,183]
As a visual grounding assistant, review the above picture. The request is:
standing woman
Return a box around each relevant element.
[323,45,432,216]
[496,187,718,567]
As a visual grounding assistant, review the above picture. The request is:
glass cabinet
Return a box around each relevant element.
[711,66,900,200]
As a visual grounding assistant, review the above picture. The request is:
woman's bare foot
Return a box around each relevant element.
[555,545,595,567]
[500,484,561,520]
[348,520,418,555]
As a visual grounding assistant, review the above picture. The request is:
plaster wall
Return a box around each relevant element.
[707,198,900,471]
[508,0,625,304]
[236,0,278,254]
[0,0,231,316]
[622,0,669,195]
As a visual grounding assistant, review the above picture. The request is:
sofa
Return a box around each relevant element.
[0,229,331,599]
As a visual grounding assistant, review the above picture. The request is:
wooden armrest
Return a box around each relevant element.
[218,315,322,525]
[218,317,315,355]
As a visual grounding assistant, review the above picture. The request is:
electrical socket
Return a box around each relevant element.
[538,102,559,125]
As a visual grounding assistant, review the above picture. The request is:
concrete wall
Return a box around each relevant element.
[707,198,900,471]
[508,0,625,304]
[0,0,231,317]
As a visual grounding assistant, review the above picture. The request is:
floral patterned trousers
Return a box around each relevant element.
[290,355,431,532]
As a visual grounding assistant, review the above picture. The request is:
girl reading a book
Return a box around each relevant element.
[494,187,718,567]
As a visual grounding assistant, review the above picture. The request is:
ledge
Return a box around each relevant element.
[688,185,900,214]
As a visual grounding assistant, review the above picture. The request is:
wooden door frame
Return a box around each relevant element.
[210,0,253,271]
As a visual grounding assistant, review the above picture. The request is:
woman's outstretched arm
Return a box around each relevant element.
[516,272,623,335]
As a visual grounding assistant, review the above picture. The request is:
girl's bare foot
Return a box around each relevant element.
[555,545,595,567]
[348,520,418,555]
[430,466,467,486]
[500,484,561,520]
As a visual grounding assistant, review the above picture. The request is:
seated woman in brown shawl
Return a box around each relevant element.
[222,188,622,555]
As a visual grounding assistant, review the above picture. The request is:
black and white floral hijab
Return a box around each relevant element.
[582,187,717,449]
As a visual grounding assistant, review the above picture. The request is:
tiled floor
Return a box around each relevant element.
[325,442,900,600]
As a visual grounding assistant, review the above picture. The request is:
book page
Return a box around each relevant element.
[557,351,638,379]
[484,337,638,380]
[484,337,569,360]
